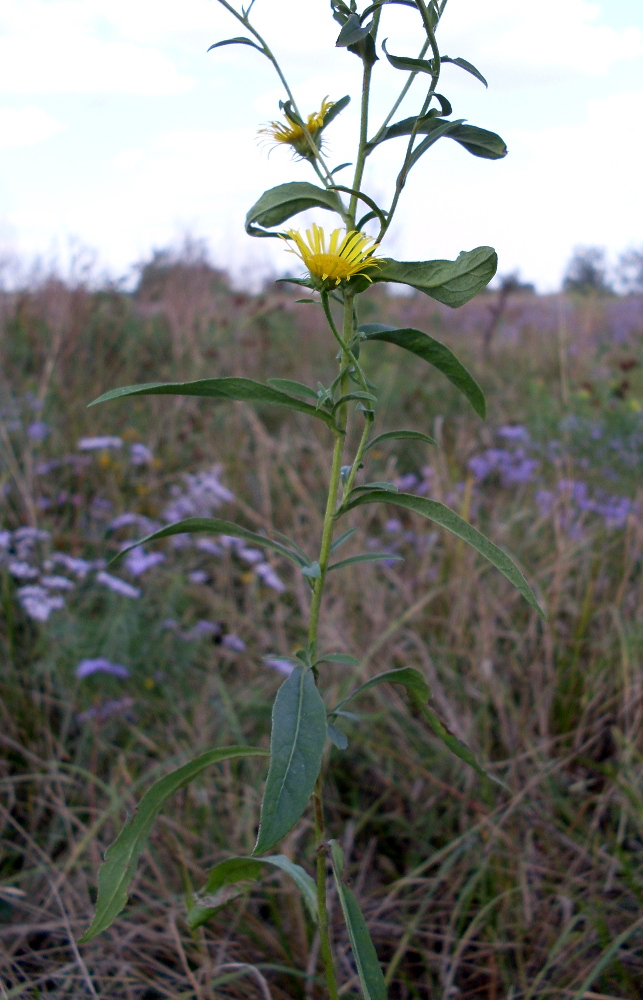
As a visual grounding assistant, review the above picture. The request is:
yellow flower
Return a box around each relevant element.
[281,224,383,288]
[259,98,335,159]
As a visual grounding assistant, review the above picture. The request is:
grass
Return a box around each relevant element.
[1,257,642,999]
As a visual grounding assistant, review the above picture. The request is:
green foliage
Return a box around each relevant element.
[360,323,486,416]
[253,667,327,855]
[328,841,388,1000]
[245,182,344,238]
[79,747,268,943]
[111,517,308,569]
[89,376,337,429]
[367,249,498,307]
[338,490,545,618]
[187,854,318,930]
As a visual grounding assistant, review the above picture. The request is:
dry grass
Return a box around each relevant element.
[1,258,642,998]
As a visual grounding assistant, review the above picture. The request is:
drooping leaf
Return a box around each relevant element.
[338,491,546,618]
[381,38,436,75]
[79,746,268,943]
[89,377,336,429]
[328,841,388,1000]
[365,247,498,309]
[254,668,327,855]
[245,182,344,237]
[187,854,318,930]
[332,666,431,714]
[370,115,506,159]
[330,528,358,553]
[328,552,403,572]
[331,667,493,778]
[207,36,264,54]
[359,324,486,417]
[364,429,437,452]
[109,517,308,570]
[442,55,488,88]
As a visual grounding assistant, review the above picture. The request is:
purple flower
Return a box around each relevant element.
[16,585,65,622]
[188,570,209,584]
[497,425,530,443]
[129,443,153,466]
[254,562,286,593]
[264,656,294,676]
[27,421,50,442]
[95,571,141,599]
[8,560,39,581]
[77,436,123,451]
[221,634,247,652]
[77,696,134,724]
[122,548,166,577]
[40,575,75,591]
[181,621,221,642]
[76,658,130,680]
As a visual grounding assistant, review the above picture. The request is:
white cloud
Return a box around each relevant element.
[0,107,64,148]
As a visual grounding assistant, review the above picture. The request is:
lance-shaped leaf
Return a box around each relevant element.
[338,490,546,618]
[187,854,318,931]
[78,746,268,943]
[89,377,336,429]
[110,518,308,570]
[364,247,498,309]
[364,429,437,452]
[330,667,492,778]
[207,37,264,54]
[328,552,403,572]
[370,115,506,159]
[245,182,344,237]
[382,38,436,75]
[328,841,387,1000]
[442,55,488,88]
[360,324,486,417]
[254,667,327,855]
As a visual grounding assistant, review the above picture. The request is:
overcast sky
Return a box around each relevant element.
[1,0,641,290]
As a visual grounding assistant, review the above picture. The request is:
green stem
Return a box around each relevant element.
[313,774,338,1000]
[307,428,345,656]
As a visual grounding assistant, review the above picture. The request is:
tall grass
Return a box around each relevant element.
[1,255,642,998]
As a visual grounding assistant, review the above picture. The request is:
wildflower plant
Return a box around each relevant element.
[80,2,545,996]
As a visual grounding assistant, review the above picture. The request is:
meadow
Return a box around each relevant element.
[1,250,642,999]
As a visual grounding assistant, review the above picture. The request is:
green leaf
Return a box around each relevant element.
[333,391,377,411]
[328,841,387,1000]
[381,38,436,75]
[336,13,373,46]
[314,653,361,667]
[442,55,488,88]
[364,429,437,452]
[245,182,343,237]
[408,119,466,168]
[110,517,307,569]
[349,481,398,493]
[207,36,264,54]
[267,378,319,402]
[187,854,318,931]
[253,668,327,855]
[330,527,357,553]
[359,324,486,417]
[321,95,351,128]
[338,491,546,618]
[302,561,322,580]
[328,552,403,572]
[327,723,349,750]
[78,746,268,943]
[332,666,431,714]
[371,115,506,159]
[331,667,493,778]
[365,247,498,309]
[89,377,336,429]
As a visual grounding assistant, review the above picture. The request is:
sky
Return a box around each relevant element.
[0,0,641,291]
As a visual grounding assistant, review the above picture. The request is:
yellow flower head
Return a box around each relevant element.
[281,224,383,288]
[259,98,335,159]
